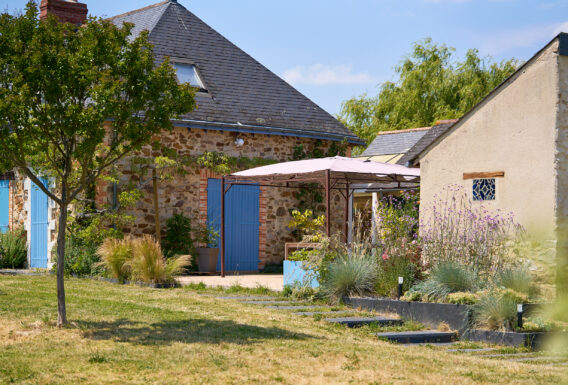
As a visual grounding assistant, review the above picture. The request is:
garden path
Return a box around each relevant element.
[177,274,283,291]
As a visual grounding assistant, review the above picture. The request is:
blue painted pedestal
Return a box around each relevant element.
[283,260,319,288]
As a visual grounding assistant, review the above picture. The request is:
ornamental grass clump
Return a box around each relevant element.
[493,265,536,296]
[403,261,481,302]
[96,237,133,283]
[472,289,528,331]
[98,235,191,284]
[322,255,377,301]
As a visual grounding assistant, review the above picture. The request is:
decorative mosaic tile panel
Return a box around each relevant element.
[473,178,495,201]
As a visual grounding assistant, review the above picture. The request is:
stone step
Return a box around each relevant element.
[377,330,458,344]
[241,300,300,305]
[294,310,355,316]
[267,305,331,310]
[217,296,277,300]
[325,316,403,328]
[447,348,496,353]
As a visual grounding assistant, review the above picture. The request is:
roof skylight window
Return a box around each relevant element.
[172,63,206,91]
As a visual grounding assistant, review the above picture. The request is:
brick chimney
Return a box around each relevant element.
[40,0,88,26]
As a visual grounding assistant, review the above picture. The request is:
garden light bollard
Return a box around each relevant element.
[517,304,523,329]
[398,277,404,300]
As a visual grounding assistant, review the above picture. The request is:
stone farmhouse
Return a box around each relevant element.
[0,0,362,271]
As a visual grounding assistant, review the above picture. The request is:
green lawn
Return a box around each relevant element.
[0,275,566,385]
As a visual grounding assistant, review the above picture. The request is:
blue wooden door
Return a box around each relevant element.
[0,180,9,233]
[30,179,49,268]
[207,179,260,272]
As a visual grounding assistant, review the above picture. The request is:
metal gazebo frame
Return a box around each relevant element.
[217,163,419,277]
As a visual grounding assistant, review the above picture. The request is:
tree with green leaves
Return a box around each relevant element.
[0,2,195,325]
[339,38,520,145]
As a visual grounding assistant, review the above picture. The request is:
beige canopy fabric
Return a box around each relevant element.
[228,156,420,184]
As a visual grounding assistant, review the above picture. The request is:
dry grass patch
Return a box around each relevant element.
[0,275,566,384]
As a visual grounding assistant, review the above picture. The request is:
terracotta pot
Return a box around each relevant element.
[196,247,219,273]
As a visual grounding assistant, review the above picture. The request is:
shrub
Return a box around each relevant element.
[283,282,319,301]
[421,185,524,275]
[375,254,418,297]
[446,292,478,305]
[96,237,133,283]
[521,317,558,332]
[400,290,423,302]
[472,288,528,331]
[60,234,101,276]
[287,209,325,242]
[0,228,27,269]
[162,213,195,260]
[322,255,377,301]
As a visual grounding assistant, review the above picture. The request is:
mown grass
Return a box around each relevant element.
[0,275,566,384]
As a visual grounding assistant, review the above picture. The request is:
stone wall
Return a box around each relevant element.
[103,127,348,267]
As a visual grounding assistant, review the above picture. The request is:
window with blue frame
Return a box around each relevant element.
[472,178,495,201]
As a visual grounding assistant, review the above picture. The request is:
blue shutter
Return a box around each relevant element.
[30,179,49,268]
[0,180,9,233]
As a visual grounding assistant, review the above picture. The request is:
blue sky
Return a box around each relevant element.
[4,0,568,115]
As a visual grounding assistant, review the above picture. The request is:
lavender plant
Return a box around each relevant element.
[421,185,524,275]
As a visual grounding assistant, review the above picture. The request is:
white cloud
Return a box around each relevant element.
[282,64,377,86]
[479,21,568,55]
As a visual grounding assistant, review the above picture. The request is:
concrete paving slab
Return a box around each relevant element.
[267,305,331,310]
[325,316,403,328]
[377,330,458,344]
[216,296,277,300]
[294,311,354,316]
[447,348,496,353]
[241,300,298,305]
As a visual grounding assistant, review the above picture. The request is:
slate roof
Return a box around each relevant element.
[396,120,458,167]
[109,1,362,144]
[360,127,430,157]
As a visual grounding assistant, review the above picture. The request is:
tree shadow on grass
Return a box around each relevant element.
[76,318,318,345]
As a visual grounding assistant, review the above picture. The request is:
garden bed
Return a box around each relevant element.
[343,296,471,331]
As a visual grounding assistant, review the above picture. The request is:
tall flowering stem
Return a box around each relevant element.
[421,185,524,275]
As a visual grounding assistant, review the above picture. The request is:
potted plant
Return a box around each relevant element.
[195,224,220,273]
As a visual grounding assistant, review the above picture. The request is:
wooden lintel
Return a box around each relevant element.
[463,171,505,180]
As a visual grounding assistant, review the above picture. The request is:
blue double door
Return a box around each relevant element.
[30,179,49,268]
[207,179,260,272]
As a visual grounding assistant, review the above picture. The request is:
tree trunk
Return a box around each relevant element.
[152,168,161,243]
[56,201,68,326]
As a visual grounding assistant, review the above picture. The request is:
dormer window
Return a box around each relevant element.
[172,63,206,92]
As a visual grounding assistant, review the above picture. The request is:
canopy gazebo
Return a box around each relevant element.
[219,156,420,276]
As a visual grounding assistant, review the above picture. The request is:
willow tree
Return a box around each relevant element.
[0,2,195,325]
[339,38,520,144]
